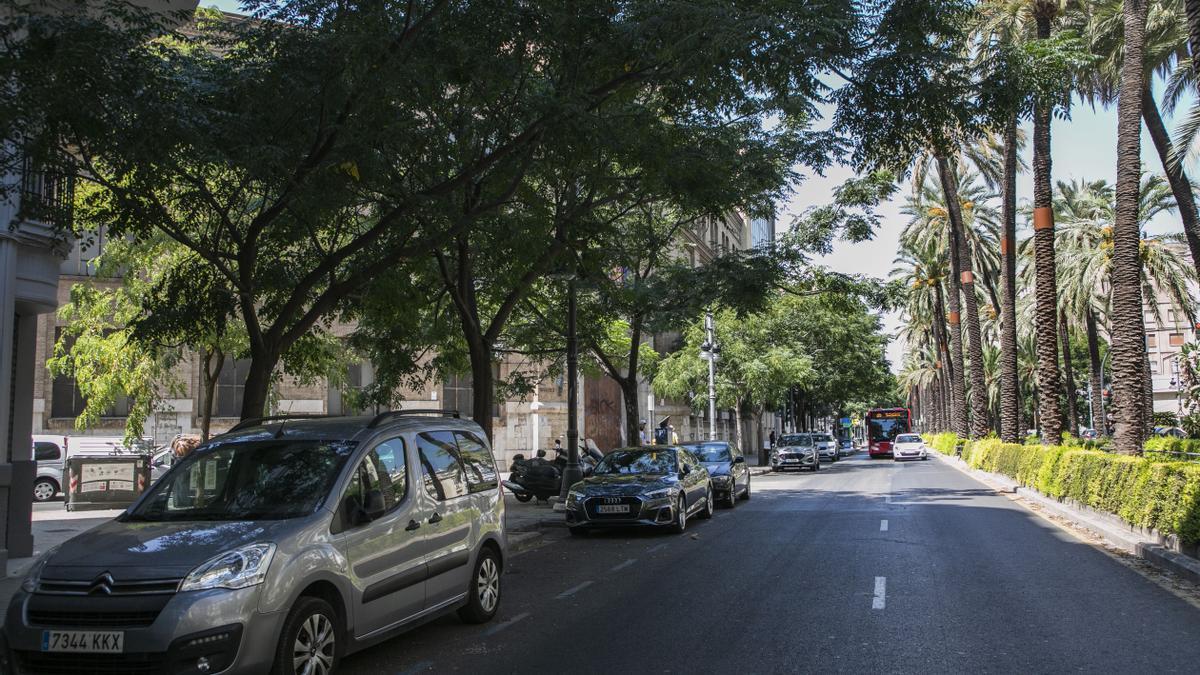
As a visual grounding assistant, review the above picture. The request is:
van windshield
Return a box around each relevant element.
[127,441,354,522]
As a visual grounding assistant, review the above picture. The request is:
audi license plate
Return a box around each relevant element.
[42,630,124,653]
[596,504,629,514]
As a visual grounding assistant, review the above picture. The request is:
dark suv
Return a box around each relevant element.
[5,412,505,675]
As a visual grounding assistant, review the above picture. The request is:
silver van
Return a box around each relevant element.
[5,412,506,674]
[31,436,65,502]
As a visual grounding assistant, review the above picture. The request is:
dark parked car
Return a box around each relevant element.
[680,441,750,506]
[564,447,712,535]
[838,438,854,456]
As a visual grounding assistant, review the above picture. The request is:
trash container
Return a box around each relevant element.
[64,455,152,512]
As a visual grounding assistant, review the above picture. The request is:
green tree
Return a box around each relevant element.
[654,307,814,461]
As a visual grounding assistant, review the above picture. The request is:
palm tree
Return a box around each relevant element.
[1084,0,1200,287]
[902,165,1000,436]
[976,0,1071,443]
[1111,0,1153,454]
[1054,174,1195,447]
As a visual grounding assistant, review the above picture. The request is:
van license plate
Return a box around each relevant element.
[42,630,124,653]
[596,504,629,514]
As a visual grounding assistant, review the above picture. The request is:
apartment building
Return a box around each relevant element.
[1145,286,1198,415]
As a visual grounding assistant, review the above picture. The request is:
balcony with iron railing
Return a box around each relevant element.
[18,154,74,231]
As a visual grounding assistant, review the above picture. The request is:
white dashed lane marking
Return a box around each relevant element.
[484,611,530,636]
[610,558,637,572]
[556,581,594,600]
[880,519,888,532]
[873,577,887,610]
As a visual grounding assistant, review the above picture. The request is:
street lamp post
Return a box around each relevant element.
[559,276,583,499]
[701,311,718,441]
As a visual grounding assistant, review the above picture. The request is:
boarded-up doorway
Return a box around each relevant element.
[584,375,624,453]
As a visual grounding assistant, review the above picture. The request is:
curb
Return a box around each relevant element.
[507,531,545,555]
[932,453,1200,584]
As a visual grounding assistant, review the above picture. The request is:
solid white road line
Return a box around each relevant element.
[484,611,531,636]
[880,519,888,532]
[556,581,594,600]
[872,577,887,610]
[610,558,637,572]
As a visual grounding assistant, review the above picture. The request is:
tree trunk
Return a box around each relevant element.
[1145,350,1155,436]
[1111,0,1151,455]
[1186,0,1200,77]
[1059,309,1080,436]
[199,347,224,441]
[733,399,744,453]
[467,340,495,441]
[937,154,990,438]
[999,116,1022,443]
[239,345,278,420]
[936,265,968,436]
[1143,90,1200,282]
[620,376,640,448]
[1031,12,1063,445]
[1085,309,1106,434]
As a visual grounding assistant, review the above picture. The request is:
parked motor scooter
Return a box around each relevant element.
[504,443,605,502]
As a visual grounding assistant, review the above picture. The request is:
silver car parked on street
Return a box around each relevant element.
[5,412,506,675]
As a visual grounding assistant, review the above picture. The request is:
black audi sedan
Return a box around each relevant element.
[564,447,713,535]
[679,441,749,507]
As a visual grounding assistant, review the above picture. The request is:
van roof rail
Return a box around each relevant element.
[228,414,333,433]
[367,409,460,429]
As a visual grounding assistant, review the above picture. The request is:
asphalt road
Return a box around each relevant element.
[340,452,1200,674]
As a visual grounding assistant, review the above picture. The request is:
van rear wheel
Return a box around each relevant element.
[458,547,501,624]
[272,596,340,675]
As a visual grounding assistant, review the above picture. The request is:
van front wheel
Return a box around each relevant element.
[272,596,341,675]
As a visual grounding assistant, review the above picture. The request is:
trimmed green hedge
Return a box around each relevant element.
[924,432,959,456]
[960,438,1200,547]
[1144,436,1200,456]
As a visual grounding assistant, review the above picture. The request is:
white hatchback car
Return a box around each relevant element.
[892,433,929,461]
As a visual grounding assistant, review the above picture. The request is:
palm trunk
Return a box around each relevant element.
[937,155,991,438]
[1186,0,1200,76]
[1143,90,1200,281]
[936,210,970,437]
[999,116,1022,443]
[1111,0,1151,455]
[1085,309,1106,434]
[1059,309,1080,436]
[1032,12,1064,445]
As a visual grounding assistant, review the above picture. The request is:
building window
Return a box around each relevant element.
[1147,333,1158,348]
[1169,333,1185,347]
[1150,358,1161,375]
[442,366,501,419]
[214,358,252,418]
[50,329,129,419]
[328,362,374,416]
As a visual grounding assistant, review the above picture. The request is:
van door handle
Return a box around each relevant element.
[405,520,420,532]
[429,512,443,524]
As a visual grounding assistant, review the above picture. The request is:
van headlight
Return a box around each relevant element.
[20,546,59,593]
[181,543,276,592]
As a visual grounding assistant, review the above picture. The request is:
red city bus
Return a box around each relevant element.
[865,408,911,458]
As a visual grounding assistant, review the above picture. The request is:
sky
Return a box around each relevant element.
[203,0,1193,373]
[789,92,1193,373]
